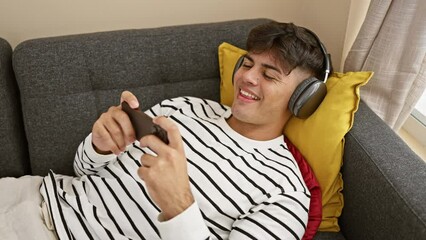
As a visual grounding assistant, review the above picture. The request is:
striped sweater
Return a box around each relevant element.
[40,97,310,240]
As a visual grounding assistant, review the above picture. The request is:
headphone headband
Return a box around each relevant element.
[302,27,331,82]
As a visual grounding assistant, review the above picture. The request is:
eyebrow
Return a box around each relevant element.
[244,54,283,75]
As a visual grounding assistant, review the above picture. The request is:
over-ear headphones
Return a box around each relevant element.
[232,27,331,119]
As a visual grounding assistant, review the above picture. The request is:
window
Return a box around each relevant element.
[403,89,426,147]
[413,90,426,125]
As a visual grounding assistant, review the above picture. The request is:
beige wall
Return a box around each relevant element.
[0,0,353,69]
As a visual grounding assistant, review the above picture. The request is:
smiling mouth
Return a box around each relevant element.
[239,89,260,100]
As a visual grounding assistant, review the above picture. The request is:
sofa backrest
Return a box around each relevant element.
[0,37,30,177]
[12,19,270,176]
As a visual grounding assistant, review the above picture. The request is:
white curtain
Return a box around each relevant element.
[344,0,426,130]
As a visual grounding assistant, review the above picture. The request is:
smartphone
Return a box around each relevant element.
[121,101,169,144]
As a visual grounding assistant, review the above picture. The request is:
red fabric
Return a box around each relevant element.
[285,137,322,240]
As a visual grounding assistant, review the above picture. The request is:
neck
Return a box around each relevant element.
[226,115,290,141]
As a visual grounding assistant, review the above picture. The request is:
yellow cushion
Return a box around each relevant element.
[218,42,247,106]
[218,42,373,232]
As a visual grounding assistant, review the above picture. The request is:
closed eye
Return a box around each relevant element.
[264,74,275,80]
[242,63,253,68]
[242,59,253,68]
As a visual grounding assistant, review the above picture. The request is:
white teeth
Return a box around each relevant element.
[240,89,260,100]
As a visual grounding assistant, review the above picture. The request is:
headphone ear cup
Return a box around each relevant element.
[289,77,327,118]
[232,56,245,84]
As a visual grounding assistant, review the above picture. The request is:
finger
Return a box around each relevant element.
[153,116,183,151]
[140,153,157,168]
[120,90,139,109]
[101,107,135,151]
[111,107,136,144]
[137,165,149,181]
[93,122,122,155]
[103,111,129,152]
[139,134,167,155]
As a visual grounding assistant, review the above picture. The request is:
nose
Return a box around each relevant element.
[239,67,260,86]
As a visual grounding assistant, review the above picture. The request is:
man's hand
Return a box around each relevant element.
[92,91,139,155]
[138,116,194,221]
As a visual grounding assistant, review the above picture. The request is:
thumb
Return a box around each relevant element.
[120,90,139,109]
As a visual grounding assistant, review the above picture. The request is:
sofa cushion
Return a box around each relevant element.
[218,42,373,231]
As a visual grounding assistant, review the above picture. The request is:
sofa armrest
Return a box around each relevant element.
[340,101,426,239]
[0,37,30,177]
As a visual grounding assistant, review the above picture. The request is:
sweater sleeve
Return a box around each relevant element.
[229,191,310,239]
[73,133,117,176]
[157,202,211,240]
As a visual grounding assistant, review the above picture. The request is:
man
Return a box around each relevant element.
[2,21,332,240]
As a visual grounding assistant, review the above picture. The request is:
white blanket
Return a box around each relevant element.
[0,176,57,240]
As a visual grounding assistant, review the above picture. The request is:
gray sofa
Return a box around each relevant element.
[1,19,425,240]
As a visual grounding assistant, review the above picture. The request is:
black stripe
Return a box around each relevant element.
[196,116,246,152]
[73,164,83,177]
[105,165,160,237]
[159,104,179,112]
[148,108,157,117]
[48,171,73,239]
[126,148,143,167]
[100,177,146,239]
[93,206,115,240]
[184,120,269,197]
[187,158,244,214]
[73,149,85,175]
[244,217,280,239]
[58,191,95,240]
[74,147,97,175]
[198,99,221,118]
[188,175,236,220]
[254,149,299,192]
[83,150,96,165]
[201,98,227,116]
[280,193,309,213]
[116,158,160,212]
[174,116,258,205]
[79,140,96,172]
[273,202,307,229]
[200,210,230,232]
[42,178,61,240]
[232,226,257,239]
[269,147,297,167]
[206,226,222,240]
[260,209,300,240]
[181,135,256,205]
[248,152,294,192]
[72,185,85,218]
[176,101,305,202]
[87,176,125,235]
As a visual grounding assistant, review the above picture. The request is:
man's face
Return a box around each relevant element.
[231,51,311,135]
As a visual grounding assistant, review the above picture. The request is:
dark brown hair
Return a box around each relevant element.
[246,21,333,80]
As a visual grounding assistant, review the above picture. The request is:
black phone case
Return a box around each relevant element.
[121,101,169,144]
